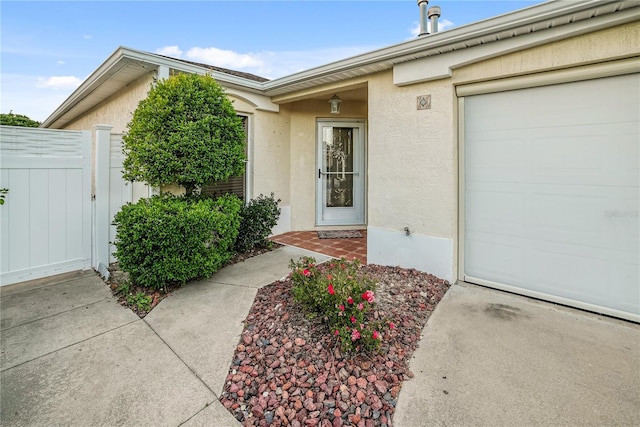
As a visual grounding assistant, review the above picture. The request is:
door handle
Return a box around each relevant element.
[318,168,322,179]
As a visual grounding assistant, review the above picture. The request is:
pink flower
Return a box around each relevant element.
[357,303,364,311]
[302,269,311,277]
[372,330,381,340]
[351,329,361,341]
[339,305,345,312]
[327,274,333,280]
[350,316,356,324]
[361,290,375,303]
[334,329,340,336]
[389,322,396,330]
[347,297,354,304]
[328,284,335,295]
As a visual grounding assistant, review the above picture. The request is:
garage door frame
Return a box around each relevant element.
[457,58,640,323]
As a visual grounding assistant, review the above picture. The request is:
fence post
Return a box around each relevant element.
[93,124,113,279]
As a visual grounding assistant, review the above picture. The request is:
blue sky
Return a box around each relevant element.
[1,0,544,122]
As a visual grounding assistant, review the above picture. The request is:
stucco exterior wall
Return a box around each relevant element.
[366,70,456,280]
[452,22,640,84]
[284,99,367,231]
[227,94,292,234]
[251,110,291,204]
[368,70,456,238]
[63,73,154,133]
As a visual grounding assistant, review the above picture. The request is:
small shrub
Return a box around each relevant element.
[127,292,152,312]
[113,194,241,289]
[115,283,131,295]
[290,257,387,353]
[234,193,281,253]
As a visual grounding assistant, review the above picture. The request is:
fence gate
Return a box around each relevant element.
[0,126,92,285]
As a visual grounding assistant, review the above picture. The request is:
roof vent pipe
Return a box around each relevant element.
[428,6,441,34]
[417,0,429,36]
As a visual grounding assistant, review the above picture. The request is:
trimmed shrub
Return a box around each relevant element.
[122,73,246,195]
[113,194,241,289]
[234,193,281,253]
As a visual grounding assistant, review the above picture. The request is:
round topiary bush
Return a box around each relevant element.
[122,73,246,195]
[112,194,242,289]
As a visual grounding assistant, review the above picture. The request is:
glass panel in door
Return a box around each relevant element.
[324,127,354,208]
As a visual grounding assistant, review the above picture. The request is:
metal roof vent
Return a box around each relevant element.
[418,1,442,36]
[428,6,441,34]
[417,0,429,36]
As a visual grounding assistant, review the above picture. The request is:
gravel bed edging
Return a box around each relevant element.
[219,263,450,427]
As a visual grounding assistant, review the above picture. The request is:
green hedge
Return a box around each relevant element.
[113,194,241,289]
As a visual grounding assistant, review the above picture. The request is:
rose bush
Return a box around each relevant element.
[290,256,393,353]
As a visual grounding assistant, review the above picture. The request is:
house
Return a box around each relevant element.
[42,0,640,322]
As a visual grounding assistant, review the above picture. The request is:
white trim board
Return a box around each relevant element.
[367,227,453,282]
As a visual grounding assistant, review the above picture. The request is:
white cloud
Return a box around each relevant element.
[83,35,92,40]
[156,45,183,58]
[157,44,379,79]
[1,74,77,122]
[186,47,264,69]
[439,19,455,31]
[57,60,65,65]
[36,75,83,90]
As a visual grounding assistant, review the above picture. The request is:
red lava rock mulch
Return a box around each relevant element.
[219,263,450,426]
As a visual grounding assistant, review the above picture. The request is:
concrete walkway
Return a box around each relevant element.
[0,246,329,427]
[2,247,639,426]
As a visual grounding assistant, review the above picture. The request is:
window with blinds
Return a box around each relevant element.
[201,115,247,200]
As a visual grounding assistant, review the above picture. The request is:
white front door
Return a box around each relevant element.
[316,120,365,226]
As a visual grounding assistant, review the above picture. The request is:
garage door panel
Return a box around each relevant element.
[468,130,638,186]
[465,234,525,285]
[530,190,607,242]
[529,245,608,296]
[465,81,637,131]
[466,189,525,235]
[464,74,639,321]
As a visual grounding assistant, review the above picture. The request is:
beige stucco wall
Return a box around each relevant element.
[367,70,457,239]
[453,22,640,84]
[63,73,154,133]
[284,99,367,230]
[251,109,291,205]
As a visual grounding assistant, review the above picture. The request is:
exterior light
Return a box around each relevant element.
[329,95,342,114]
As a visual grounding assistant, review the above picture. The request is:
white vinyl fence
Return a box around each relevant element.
[0,125,148,286]
[108,133,133,264]
[0,126,92,285]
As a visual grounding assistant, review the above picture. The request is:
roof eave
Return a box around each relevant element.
[41,46,266,128]
[263,0,637,96]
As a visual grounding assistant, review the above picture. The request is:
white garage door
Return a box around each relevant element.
[463,74,639,322]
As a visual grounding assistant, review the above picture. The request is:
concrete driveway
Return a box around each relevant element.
[395,282,640,426]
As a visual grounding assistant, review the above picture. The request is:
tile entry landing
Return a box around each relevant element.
[270,230,367,264]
